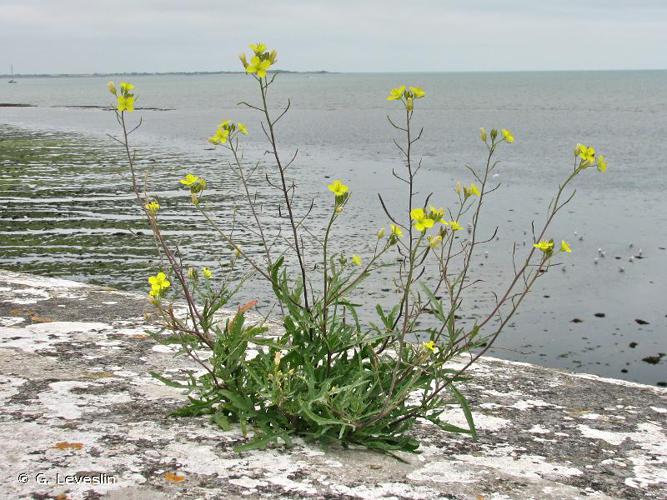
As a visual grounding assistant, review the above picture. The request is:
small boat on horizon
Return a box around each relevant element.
[8,64,17,83]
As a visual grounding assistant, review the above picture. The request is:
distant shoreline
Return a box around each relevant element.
[2,68,666,79]
[0,70,333,78]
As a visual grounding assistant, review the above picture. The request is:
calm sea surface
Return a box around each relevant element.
[1,71,666,385]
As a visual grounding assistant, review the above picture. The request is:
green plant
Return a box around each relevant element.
[108,44,607,454]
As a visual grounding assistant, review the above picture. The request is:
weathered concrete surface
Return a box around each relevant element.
[0,270,665,500]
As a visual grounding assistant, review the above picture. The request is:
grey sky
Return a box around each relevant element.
[1,0,666,74]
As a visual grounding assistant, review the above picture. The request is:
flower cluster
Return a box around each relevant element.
[148,271,170,298]
[409,206,451,233]
[108,81,136,112]
[209,120,249,145]
[480,128,514,145]
[379,224,403,244]
[575,144,607,173]
[240,43,278,78]
[533,239,572,255]
[179,173,207,205]
[145,200,160,215]
[455,181,481,199]
[387,85,426,111]
[188,266,214,281]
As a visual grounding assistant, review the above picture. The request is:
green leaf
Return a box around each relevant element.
[150,371,188,388]
[450,386,477,438]
[211,412,231,431]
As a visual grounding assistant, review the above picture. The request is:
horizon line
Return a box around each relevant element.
[2,67,667,78]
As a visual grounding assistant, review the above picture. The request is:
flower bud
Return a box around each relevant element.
[479,127,487,142]
[107,81,117,95]
[377,227,386,239]
[239,53,248,69]
[406,96,414,111]
[490,129,498,140]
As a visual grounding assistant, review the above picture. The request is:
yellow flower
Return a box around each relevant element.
[145,200,160,214]
[249,42,267,55]
[409,86,426,98]
[119,82,135,93]
[387,85,406,101]
[179,174,206,203]
[179,174,200,186]
[377,227,386,239]
[560,240,572,253]
[428,206,446,223]
[427,235,442,249]
[148,272,170,298]
[117,95,134,112]
[575,144,596,166]
[246,56,272,78]
[596,154,607,173]
[410,208,426,221]
[202,267,213,279]
[327,179,349,197]
[351,255,362,266]
[533,240,555,253]
[390,224,403,239]
[209,127,229,145]
[480,127,487,142]
[449,220,463,231]
[501,129,514,143]
[237,122,249,135]
[464,183,480,197]
[410,208,435,232]
[107,81,117,95]
[415,218,435,232]
[422,340,437,353]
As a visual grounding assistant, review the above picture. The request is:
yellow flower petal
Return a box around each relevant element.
[410,208,426,221]
[422,340,437,353]
[409,86,425,98]
[327,179,349,197]
[501,129,514,143]
[449,221,463,231]
[533,240,555,253]
[387,85,406,101]
[596,154,607,173]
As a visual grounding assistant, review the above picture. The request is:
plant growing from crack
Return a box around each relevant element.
[107,43,607,454]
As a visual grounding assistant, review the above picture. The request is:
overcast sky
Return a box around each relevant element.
[1,0,666,74]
